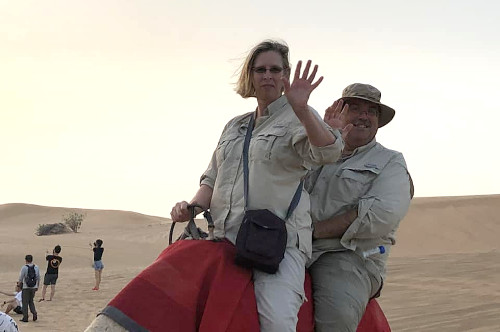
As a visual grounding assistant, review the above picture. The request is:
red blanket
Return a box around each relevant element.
[104,240,390,332]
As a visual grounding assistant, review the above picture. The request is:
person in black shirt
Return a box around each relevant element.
[90,239,104,291]
[39,245,62,302]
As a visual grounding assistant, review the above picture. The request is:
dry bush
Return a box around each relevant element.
[36,223,72,236]
[63,212,86,233]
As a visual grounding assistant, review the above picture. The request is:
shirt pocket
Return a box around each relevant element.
[216,132,242,164]
[335,166,379,203]
[251,126,288,162]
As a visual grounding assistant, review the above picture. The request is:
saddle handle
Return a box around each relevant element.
[168,204,214,245]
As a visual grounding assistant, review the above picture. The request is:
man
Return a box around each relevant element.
[0,284,23,315]
[18,254,40,323]
[306,83,413,331]
[39,245,63,302]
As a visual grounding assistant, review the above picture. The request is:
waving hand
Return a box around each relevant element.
[282,60,323,120]
[324,98,353,141]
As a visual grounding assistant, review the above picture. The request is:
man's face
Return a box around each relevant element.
[344,98,379,148]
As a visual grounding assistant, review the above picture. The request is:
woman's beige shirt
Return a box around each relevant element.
[200,96,343,257]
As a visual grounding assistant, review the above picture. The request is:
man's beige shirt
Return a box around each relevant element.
[306,139,411,278]
[201,96,343,257]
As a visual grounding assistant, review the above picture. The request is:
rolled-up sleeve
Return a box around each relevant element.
[200,150,217,189]
[291,110,344,168]
[341,154,411,246]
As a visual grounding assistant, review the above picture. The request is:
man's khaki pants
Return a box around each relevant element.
[310,251,380,332]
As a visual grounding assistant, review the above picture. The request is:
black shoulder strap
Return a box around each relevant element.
[242,114,255,210]
[242,114,303,220]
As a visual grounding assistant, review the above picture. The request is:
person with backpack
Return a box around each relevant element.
[17,254,40,323]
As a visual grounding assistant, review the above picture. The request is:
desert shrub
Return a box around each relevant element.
[63,212,86,233]
[36,223,72,236]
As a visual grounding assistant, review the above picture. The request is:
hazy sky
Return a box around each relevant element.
[1,0,499,217]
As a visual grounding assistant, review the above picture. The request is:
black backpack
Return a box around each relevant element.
[25,265,37,287]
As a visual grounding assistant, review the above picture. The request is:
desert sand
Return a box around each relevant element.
[1,195,499,331]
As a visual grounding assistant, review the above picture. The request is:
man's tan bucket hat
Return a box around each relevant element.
[342,83,395,128]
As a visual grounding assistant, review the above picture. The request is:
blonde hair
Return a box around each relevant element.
[235,40,290,98]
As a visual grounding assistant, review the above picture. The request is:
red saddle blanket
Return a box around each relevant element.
[104,240,390,332]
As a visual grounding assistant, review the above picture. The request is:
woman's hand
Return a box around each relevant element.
[171,185,213,222]
[282,60,323,121]
[170,201,191,223]
[324,99,353,141]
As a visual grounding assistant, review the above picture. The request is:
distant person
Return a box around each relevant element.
[90,239,104,291]
[39,245,63,302]
[18,254,40,323]
[306,83,413,331]
[0,284,22,315]
[0,312,19,332]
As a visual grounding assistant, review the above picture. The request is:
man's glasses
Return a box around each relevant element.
[348,106,380,117]
[252,66,284,74]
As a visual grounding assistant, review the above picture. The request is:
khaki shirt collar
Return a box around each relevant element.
[255,95,288,128]
[267,95,288,116]
[341,138,377,161]
[259,95,288,116]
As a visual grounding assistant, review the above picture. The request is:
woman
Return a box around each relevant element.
[85,39,344,332]
[170,40,343,331]
[90,239,104,290]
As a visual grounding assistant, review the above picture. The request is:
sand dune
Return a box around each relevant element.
[392,195,500,256]
[0,196,499,331]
